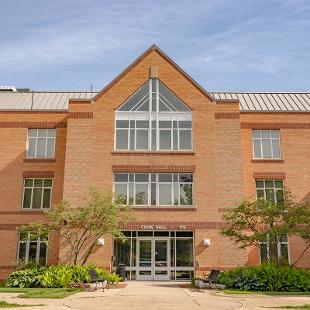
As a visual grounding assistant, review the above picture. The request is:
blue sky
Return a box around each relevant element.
[0,0,309,92]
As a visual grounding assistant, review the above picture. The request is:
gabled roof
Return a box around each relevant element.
[93,44,215,102]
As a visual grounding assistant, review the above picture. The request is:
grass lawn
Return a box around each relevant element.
[273,305,310,309]
[0,300,43,307]
[223,289,310,296]
[0,288,82,299]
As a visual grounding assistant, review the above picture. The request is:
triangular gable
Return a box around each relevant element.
[118,79,191,112]
[94,44,214,102]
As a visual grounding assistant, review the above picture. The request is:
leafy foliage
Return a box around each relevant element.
[221,190,310,266]
[5,265,121,288]
[5,267,46,288]
[19,189,134,265]
[218,265,310,292]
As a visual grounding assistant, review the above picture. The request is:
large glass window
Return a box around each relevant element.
[17,232,48,265]
[252,130,281,159]
[22,179,52,209]
[256,180,283,204]
[115,79,192,151]
[260,235,289,265]
[27,129,56,158]
[114,173,193,206]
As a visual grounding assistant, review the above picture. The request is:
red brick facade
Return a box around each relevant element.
[0,46,309,280]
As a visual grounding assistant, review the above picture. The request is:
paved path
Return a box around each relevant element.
[1,282,310,309]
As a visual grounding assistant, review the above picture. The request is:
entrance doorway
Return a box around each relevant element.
[137,238,169,280]
[113,231,194,281]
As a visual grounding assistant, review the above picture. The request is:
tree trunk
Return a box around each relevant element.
[81,239,97,265]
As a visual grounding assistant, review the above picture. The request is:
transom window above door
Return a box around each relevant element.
[115,79,192,151]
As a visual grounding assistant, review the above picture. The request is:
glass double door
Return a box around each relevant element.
[137,238,169,280]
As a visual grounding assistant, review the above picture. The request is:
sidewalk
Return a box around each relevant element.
[0,282,309,310]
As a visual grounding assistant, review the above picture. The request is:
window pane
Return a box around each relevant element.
[29,242,38,261]
[114,239,131,266]
[179,174,193,182]
[128,183,134,205]
[23,189,32,209]
[136,130,148,150]
[151,129,156,150]
[115,174,128,182]
[256,189,265,199]
[136,121,149,128]
[158,174,172,182]
[173,183,179,205]
[260,243,268,263]
[179,121,192,129]
[261,131,271,138]
[18,242,26,260]
[38,129,47,137]
[280,244,289,264]
[151,183,156,205]
[47,129,56,137]
[116,130,128,149]
[34,179,43,187]
[115,184,127,204]
[265,189,275,202]
[180,184,192,205]
[176,239,193,267]
[270,130,279,138]
[32,188,42,209]
[43,189,51,208]
[158,184,172,205]
[256,180,264,188]
[275,181,283,188]
[159,121,172,128]
[252,130,260,138]
[262,139,272,158]
[159,130,171,150]
[135,184,148,205]
[116,120,129,128]
[28,129,37,137]
[25,179,33,187]
[130,129,135,150]
[272,139,281,158]
[276,190,284,204]
[135,174,149,182]
[265,181,273,188]
[173,130,178,150]
[179,130,192,150]
[39,243,47,265]
[46,139,55,157]
[36,138,46,157]
[253,139,261,158]
[44,179,52,187]
[28,139,36,157]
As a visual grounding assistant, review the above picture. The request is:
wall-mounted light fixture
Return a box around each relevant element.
[203,239,211,247]
[97,238,105,246]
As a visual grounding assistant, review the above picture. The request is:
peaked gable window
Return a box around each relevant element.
[115,79,192,151]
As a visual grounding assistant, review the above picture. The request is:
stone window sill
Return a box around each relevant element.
[24,158,56,163]
[112,151,195,156]
[252,159,284,163]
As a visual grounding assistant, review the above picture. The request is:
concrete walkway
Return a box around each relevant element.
[1,281,310,309]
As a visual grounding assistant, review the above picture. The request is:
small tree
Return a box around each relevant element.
[221,189,310,267]
[20,189,134,265]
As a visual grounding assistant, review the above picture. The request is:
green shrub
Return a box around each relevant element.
[5,267,46,288]
[5,264,121,288]
[218,265,310,292]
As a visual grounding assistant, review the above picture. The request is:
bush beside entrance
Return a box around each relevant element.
[5,265,121,288]
[217,265,310,292]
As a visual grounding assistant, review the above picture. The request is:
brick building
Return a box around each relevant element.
[0,45,309,281]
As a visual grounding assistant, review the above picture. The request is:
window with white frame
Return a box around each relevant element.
[27,129,56,158]
[17,232,48,265]
[115,79,192,151]
[22,179,52,209]
[256,180,283,204]
[252,130,281,159]
[114,173,193,206]
[260,235,289,264]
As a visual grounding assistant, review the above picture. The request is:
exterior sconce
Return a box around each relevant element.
[203,239,211,247]
[97,238,105,246]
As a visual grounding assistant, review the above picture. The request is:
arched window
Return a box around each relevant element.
[115,79,192,151]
